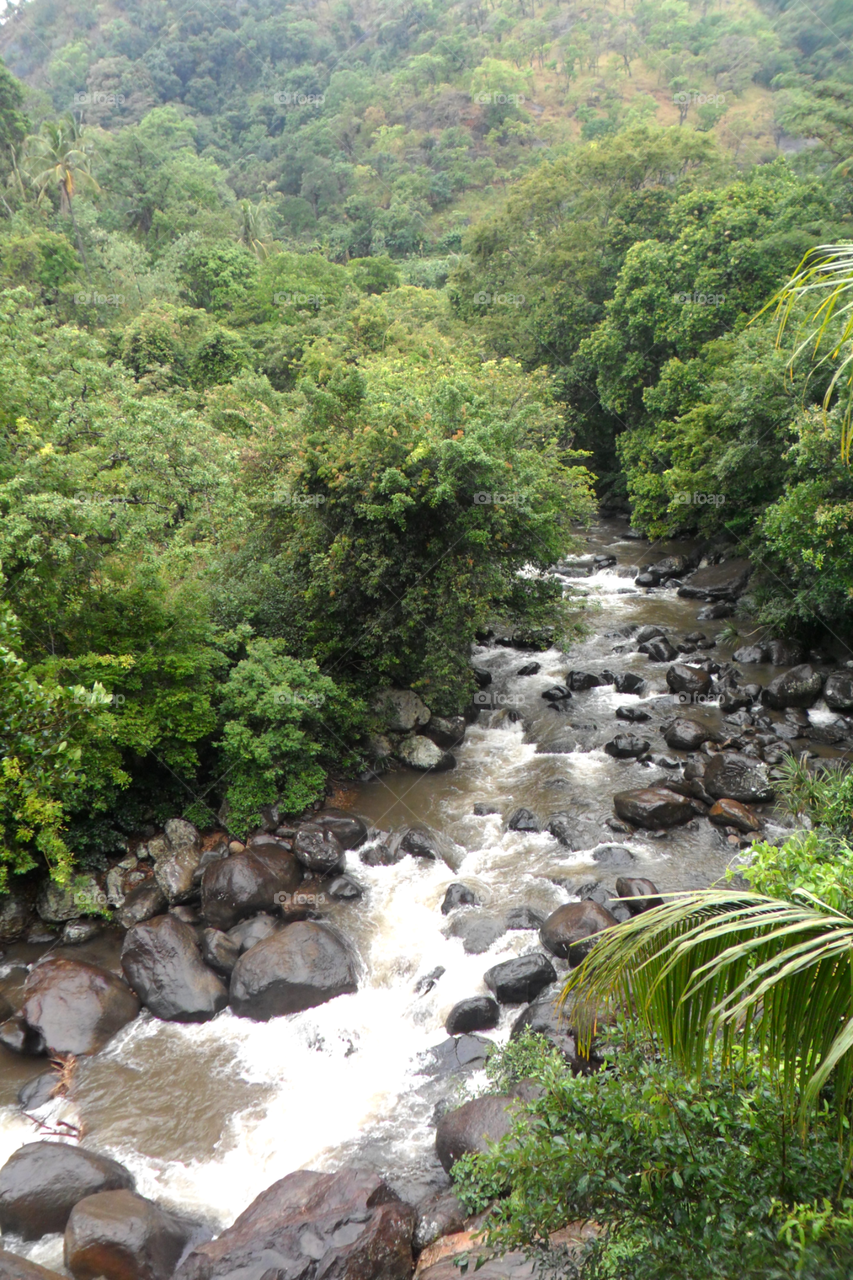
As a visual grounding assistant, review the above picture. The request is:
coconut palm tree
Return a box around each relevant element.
[237,199,271,261]
[564,888,853,1125]
[24,116,99,272]
[767,242,853,463]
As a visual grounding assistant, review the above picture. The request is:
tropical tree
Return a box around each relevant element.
[24,115,99,270]
[564,888,853,1126]
[237,199,271,261]
[769,242,853,463]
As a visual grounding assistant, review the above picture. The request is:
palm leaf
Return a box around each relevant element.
[562,890,853,1122]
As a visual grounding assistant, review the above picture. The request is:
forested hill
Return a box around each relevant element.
[0,0,852,866]
[0,0,849,256]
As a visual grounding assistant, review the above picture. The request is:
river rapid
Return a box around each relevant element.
[0,515,832,1272]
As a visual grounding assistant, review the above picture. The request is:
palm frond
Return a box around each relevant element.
[563,890,853,1121]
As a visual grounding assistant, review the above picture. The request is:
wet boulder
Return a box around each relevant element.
[762,665,824,710]
[423,716,466,750]
[444,996,499,1035]
[666,664,712,698]
[604,734,649,759]
[20,959,139,1057]
[733,645,767,664]
[121,915,228,1022]
[413,1191,466,1252]
[703,753,775,804]
[441,883,479,914]
[613,673,645,695]
[174,1168,415,1280]
[635,625,666,644]
[505,906,545,930]
[678,559,752,601]
[151,821,203,906]
[824,671,853,713]
[0,1250,66,1280]
[435,1094,522,1174]
[615,705,651,723]
[545,812,583,849]
[708,799,761,832]
[397,735,456,771]
[37,877,103,925]
[398,825,443,860]
[639,638,678,663]
[65,1190,190,1280]
[0,1143,134,1239]
[227,913,282,953]
[540,901,618,965]
[446,914,506,955]
[507,808,539,832]
[615,877,663,915]
[697,602,734,620]
[199,929,240,976]
[418,1034,493,1078]
[484,954,556,1004]
[308,809,368,850]
[541,685,572,704]
[372,687,431,732]
[591,844,636,869]
[292,825,345,875]
[516,662,541,677]
[613,787,696,829]
[229,920,357,1020]
[0,892,30,944]
[118,882,167,931]
[201,846,302,930]
[566,671,602,691]
[663,718,711,751]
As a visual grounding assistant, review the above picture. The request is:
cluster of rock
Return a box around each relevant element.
[369,688,468,773]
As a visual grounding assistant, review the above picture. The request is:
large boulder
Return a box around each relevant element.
[396,736,456,771]
[150,820,202,904]
[37,877,103,925]
[121,916,228,1022]
[762,665,824,710]
[666,664,712,698]
[444,996,499,1035]
[708,799,761,832]
[615,877,663,915]
[65,1190,189,1280]
[733,645,767,664]
[663,718,710,751]
[824,671,853,713]
[484,954,556,1004]
[310,810,369,850]
[20,959,139,1057]
[118,882,167,930]
[446,913,506,954]
[677,559,751,601]
[292,825,345,875]
[0,892,30,944]
[638,638,678,663]
[174,1169,415,1280]
[0,1143,134,1239]
[703,753,775,804]
[604,734,649,759]
[540,901,618,965]
[199,929,240,976]
[441,883,479,914]
[201,846,301,930]
[507,808,540,832]
[613,673,645,695]
[510,988,607,1074]
[229,921,357,1020]
[372,688,431,732]
[435,1094,523,1174]
[613,787,696,829]
[423,716,466,750]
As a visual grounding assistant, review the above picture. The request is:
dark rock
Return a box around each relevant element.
[541,685,573,705]
[604,734,649,759]
[635,625,665,644]
[615,877,662,915]
[424,716,466,750]
[613,673,645,695]
[613,787,696,829]
[413,967,445,996]
[65,1189,190,1280]
[293,826,345,875]
[591,844,636,868]
[414,1191,466,1252]
[540,901,618,965]
[663,718,710,751]
[484,954,556,1004]
[445,996,499,1035]
[516,662,541,677]
[174,1169,415,1280]
[310,809,369,850]
[473,803,500,816]
[19,959,139,1058]
[229,921,357,1019]
[703,753,775,804]
[441,884,478,914]
[398,826,443,860]
[446,914,506,955]
[733,645,768,664]
[0,1143,134,1239]
[327,875,363,901]
[510,988,606,1074]
[678,559,752,600]
[639,638,678,662]
[201,847,302,930]
[472,668,492,688]
[61,919,103,946]
[697,602,734,620]
[199,929,240,976]
[435,1094,523,1174]
[666,664,712,697]
[708,799,761,832]
[545,812,582,849]
[566,671,602,691]
[359,842,402,867]
[824,672,853,713]
[505,907,544,931]
[616,705,651,723]
[762,665,824,710]
[0,893,30,945]
[18,1071,60,1112]
[419,1034,493,1078]
[507,808,539,832]
[118,882,167,931]
[0,1016,45,1056]
[122,916,228,1022]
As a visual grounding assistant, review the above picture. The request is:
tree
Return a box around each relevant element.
[23,115,99,271]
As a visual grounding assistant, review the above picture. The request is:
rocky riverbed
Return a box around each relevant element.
[0,516,851,1280]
